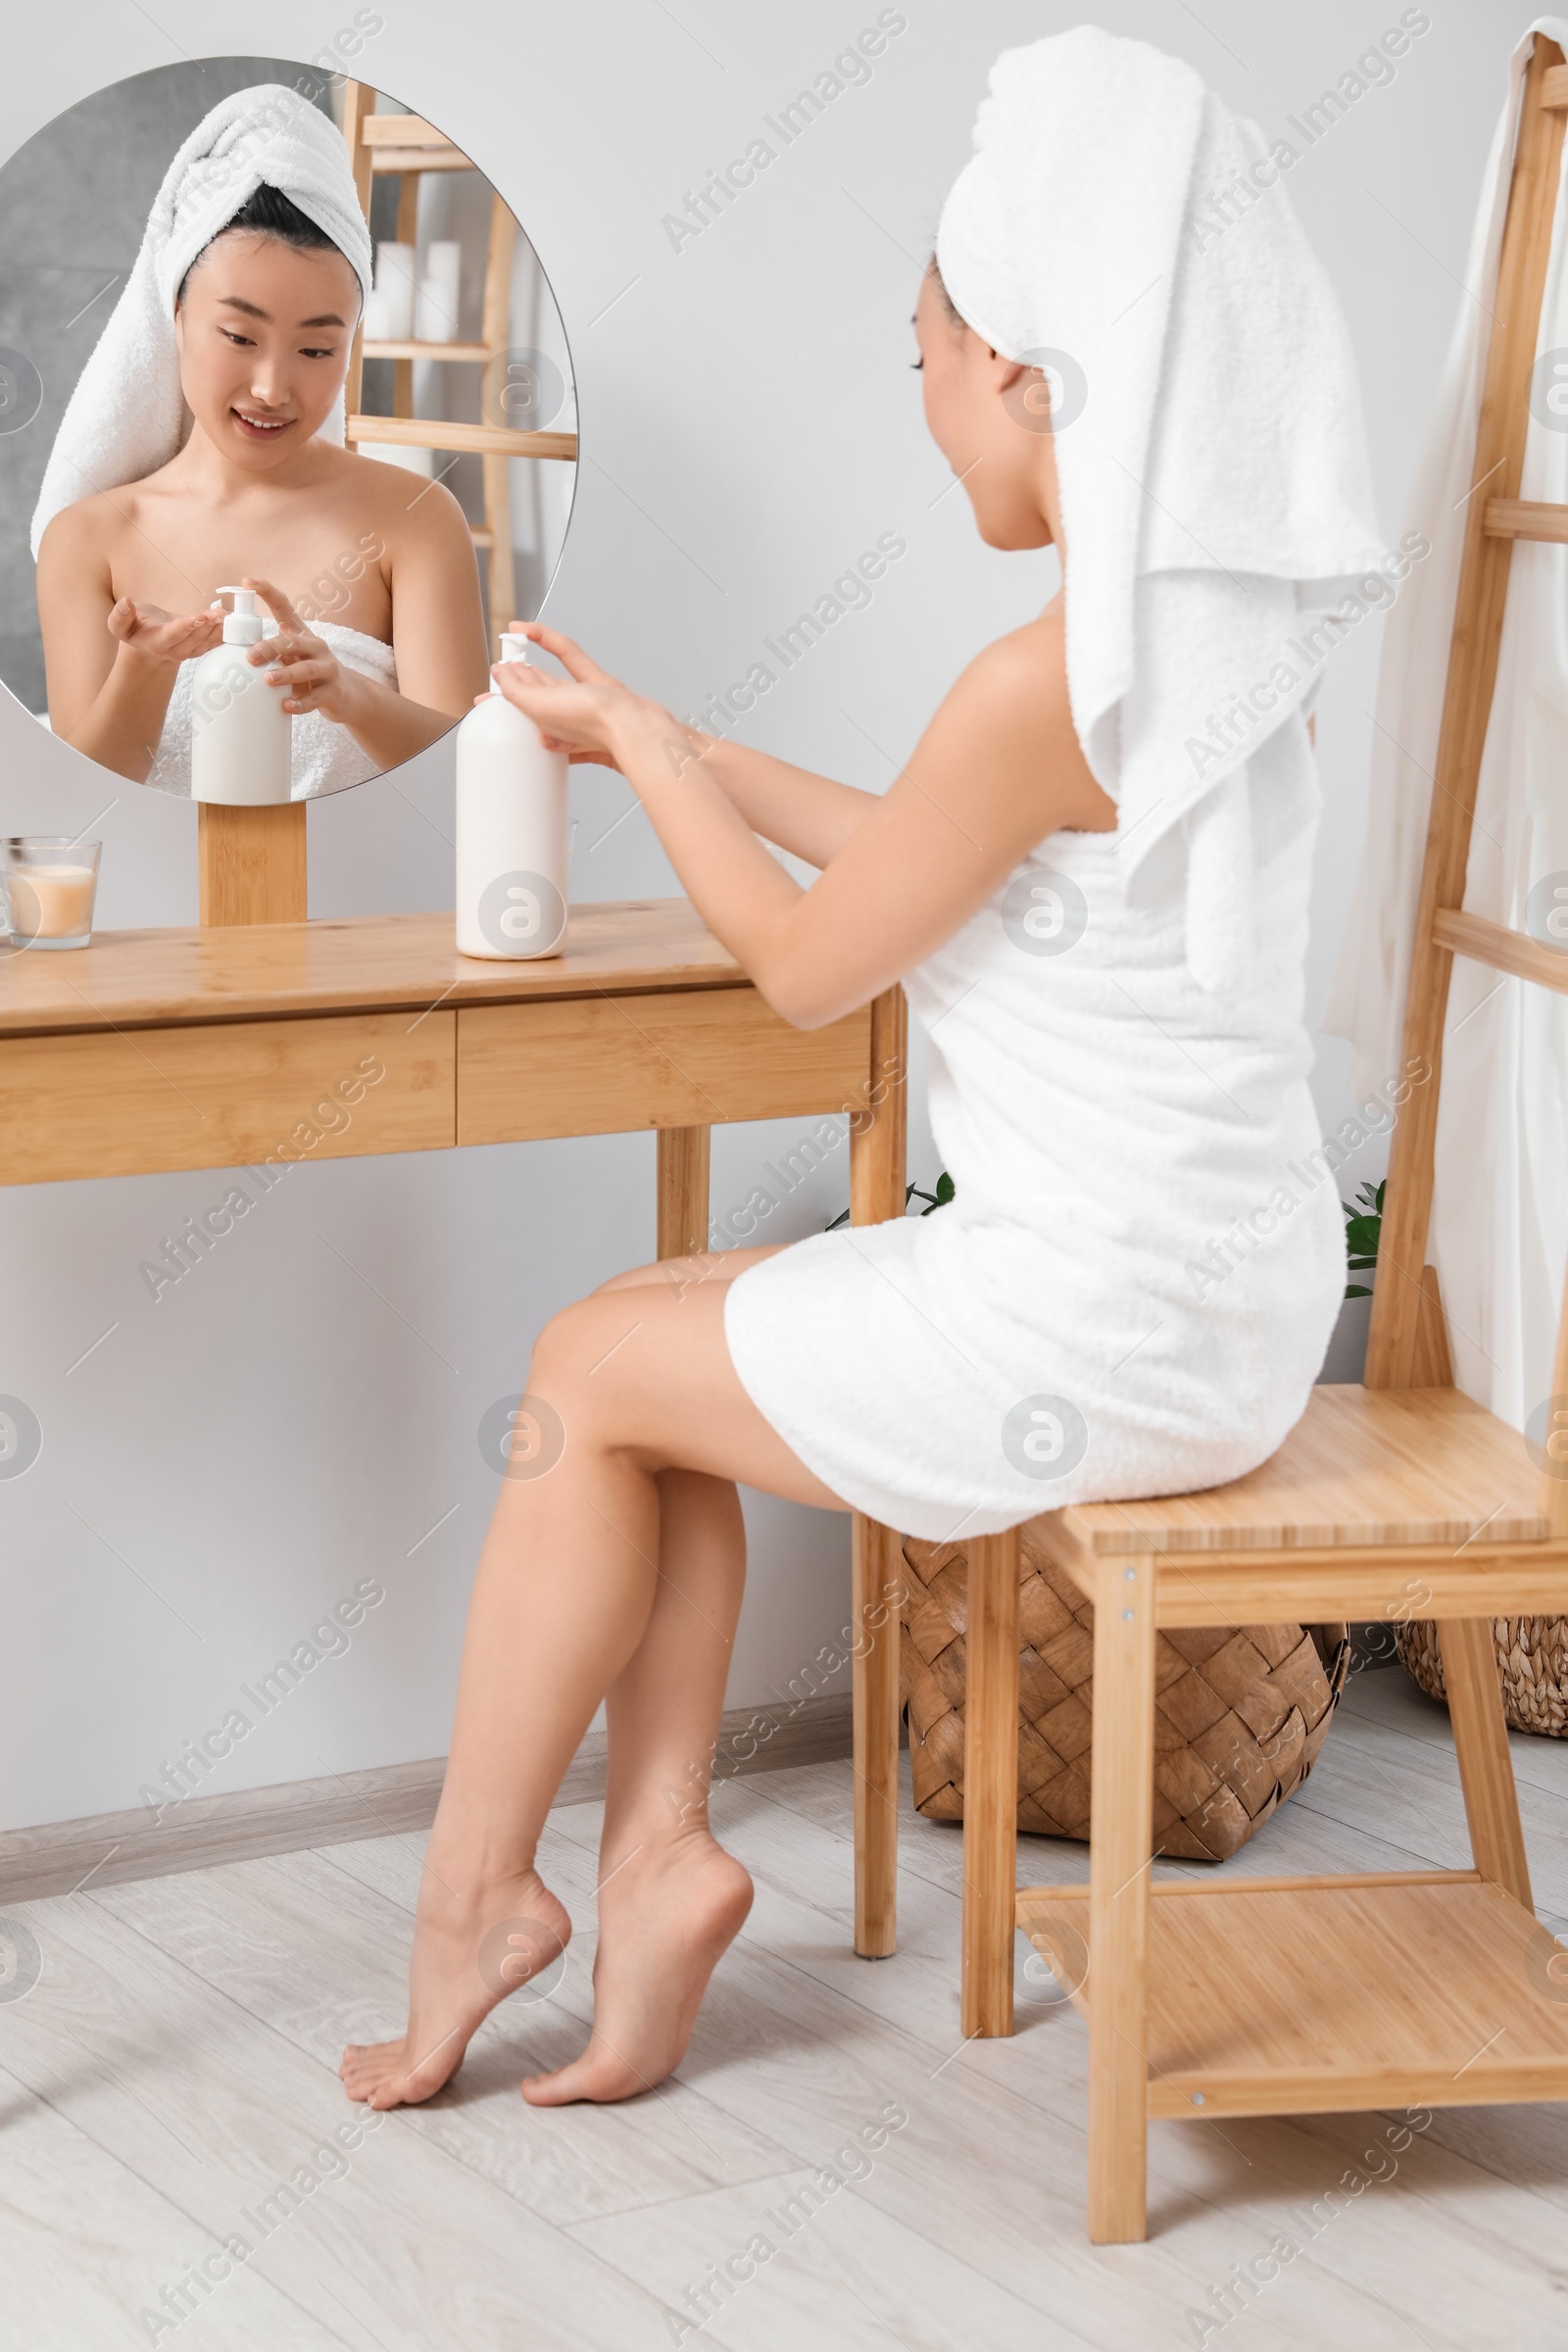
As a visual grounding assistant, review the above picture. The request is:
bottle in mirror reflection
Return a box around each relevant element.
[2,837,101,949]
[191,588,292,805]
[455,634,568,960]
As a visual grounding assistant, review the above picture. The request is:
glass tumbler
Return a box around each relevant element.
[2,837,101,951]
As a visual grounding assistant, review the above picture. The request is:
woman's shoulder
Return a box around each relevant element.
[941,599,1111,827]
[332,445,472,543]
[35,484,128,576]
[964,600,1066,688]
[946,600,1072,736]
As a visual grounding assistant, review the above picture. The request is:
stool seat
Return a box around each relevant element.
[1033,1387,1568,1635]
[1055,1383,1548,1555]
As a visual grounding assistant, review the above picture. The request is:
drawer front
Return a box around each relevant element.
[0,1011,456,1185]
[458,990,872,1143]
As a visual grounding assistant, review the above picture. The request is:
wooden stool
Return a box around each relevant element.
[970,1396,1568,2241]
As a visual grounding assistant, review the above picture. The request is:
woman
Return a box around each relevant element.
[342,25,1386,2111]
[32,89,489,790]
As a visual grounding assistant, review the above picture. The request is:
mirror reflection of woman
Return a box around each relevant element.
[32,98,490,792]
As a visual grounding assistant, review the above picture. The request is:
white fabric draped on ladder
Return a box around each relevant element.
[1326,15,1568,1428]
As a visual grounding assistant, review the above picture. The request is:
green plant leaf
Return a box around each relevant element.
[826,1167,954,1232]
[923,1171,956,1214]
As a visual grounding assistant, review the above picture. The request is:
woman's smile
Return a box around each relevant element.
[231,405,294,440]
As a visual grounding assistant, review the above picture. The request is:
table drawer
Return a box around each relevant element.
[0,1011,455,1185]
[458,989,871,1143]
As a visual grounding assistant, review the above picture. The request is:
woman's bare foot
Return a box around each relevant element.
[341,1863,570,2110]
[521,1829,752,2106]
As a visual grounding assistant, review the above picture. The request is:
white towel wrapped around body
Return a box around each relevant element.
[29,83,371,559]
[723,26,1384,1538]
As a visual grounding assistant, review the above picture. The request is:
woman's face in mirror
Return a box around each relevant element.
[172,229,363,469]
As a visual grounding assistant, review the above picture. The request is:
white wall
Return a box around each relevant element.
[0,0,1517,1831]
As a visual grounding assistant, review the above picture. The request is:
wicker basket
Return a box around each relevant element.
[1396,1618,1568,1738]
[901,1523,1349,1862]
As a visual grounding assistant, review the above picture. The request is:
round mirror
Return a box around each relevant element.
[0,56,576,801]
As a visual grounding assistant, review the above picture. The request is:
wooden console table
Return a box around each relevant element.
[0,896,908,1953]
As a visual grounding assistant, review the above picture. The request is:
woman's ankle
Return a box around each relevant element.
[597,1810,725,1885]
[416,1832,544,1917]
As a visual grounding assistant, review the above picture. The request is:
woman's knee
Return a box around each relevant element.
[529,1295,614,1390]
[590,1260,661,1297]
[589,1243,784,1301]
[525,1279,724,1466]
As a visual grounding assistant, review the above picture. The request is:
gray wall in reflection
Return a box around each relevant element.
[0,58,319,714]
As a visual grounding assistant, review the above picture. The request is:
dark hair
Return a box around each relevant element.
[176,182,348,308]
[927,253,963,322]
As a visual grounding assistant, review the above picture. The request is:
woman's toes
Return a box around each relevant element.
[340,2034,417,2102]
[520,2048,640,2107]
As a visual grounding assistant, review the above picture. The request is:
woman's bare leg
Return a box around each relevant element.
[518,1463,751,2106]
[341,1248,846,2109]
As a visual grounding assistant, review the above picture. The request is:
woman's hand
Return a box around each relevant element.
[106,596,223,670]
[487,621,662,774]
[241,577,353,721]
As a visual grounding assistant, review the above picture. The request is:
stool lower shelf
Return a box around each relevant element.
[1017,1870,1568,2121]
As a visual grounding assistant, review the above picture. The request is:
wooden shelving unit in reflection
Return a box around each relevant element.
[337,83,578,649]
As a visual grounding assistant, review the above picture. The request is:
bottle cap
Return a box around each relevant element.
[490,629,536,695]
[215,585,264,647]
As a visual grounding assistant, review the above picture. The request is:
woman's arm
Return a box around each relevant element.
[496,605,1114,1028]
[383,474,493,722]
[679,734,879,868]
[35,505,221,782]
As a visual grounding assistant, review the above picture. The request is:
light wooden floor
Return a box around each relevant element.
[4,1664,1567,2351]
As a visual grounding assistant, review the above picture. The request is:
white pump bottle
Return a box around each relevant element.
[455,631,569,959]
[190,586,293,806]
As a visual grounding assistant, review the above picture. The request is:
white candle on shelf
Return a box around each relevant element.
[419,240,462,342]
[372,241,416,339]
[416,277,459,343]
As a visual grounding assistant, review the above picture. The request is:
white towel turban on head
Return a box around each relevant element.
[29,82,372,561]
[936,26,1388,986]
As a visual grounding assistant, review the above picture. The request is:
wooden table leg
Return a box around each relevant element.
[848,986,907,1958]
[198,802,307,925]
[657,1125,710,1261]
[962,1527,1020,2035]
[853,1517,902,1958]
[1087,1555,1155,2244]
[1439,1616,1533,1909]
